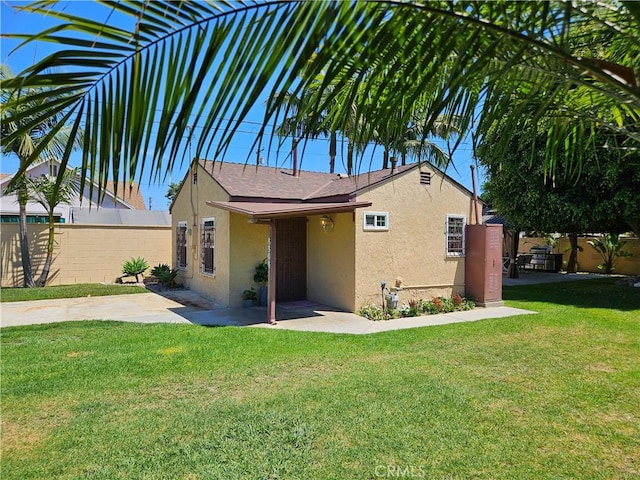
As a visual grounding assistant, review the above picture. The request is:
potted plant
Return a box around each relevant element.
[242,287,257,308]
[253,259,269,306]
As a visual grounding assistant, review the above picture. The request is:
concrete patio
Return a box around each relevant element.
[3,272,613,333]
[1,288,534,334]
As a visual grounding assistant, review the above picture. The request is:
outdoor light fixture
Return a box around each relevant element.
[320,215,334,233]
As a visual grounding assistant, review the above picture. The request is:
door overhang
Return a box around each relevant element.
[206,200,372,221]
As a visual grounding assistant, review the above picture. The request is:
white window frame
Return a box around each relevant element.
[446,215,466,257]
[363,211,389,231]
[177,221,188,269]
[200,217,216,276]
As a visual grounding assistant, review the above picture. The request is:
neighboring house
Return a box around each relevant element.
[170,160,481,321]
[1,160,173,287]
[0,159,169,225]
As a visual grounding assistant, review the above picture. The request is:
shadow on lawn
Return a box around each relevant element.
[503,278,640,312]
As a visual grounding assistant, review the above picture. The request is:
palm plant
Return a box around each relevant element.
[24,168,80,286]
[587,234,633,274]
[1,64,82,287]
[121,257,149,283]
[1,1,638,194]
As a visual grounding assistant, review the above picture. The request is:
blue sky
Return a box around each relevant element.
[1,1,483,210]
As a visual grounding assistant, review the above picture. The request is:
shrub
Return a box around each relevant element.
[150,263,179,288]
[359,294,474,321]
[420,299,440,315]
[242,287,258,303]
[458,297,475,311]
[587,234,633,274]
[453,293,464,307]
[439,297,456,313]
[121,257,149,282]
[359,303,389,321]
[432,297,443,312]
[407,299,421,317]
[399,303,411,317]
[253,259,269,286]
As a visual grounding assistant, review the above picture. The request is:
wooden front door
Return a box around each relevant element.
[275,218,307,302]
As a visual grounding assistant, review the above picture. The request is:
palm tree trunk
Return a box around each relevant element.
[566,232,579,273]
[35,212,56,287]
[18,195,35,288]
[292,137,298,177]
[347,141,353,176]
[383,148,389,169]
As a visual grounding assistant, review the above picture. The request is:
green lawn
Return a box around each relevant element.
[1,279,638,479]
[0,283,147,302]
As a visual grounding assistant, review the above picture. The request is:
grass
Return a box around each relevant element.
[1,278,639,479]
[0,283,147,302]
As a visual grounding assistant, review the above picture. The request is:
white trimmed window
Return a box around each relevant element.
[177,221,188,268]
[364,211,389,231]
[201,218,215,275]
[363,212,389,230]
[446,215,466,256]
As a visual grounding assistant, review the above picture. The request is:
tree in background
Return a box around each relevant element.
[1,64,82,287]
[479,129,639,273]
[165,182,180,206]
[25,168,80,286]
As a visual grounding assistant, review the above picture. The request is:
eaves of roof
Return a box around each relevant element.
[207,200,372,220]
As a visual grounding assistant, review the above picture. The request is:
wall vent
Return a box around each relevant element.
[420,171,431,185]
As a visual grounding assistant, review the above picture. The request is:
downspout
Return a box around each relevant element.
[268,221,277,324]
[470,165,480,225]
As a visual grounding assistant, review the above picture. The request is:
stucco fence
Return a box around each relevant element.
[518,236,640,276]
[1,223,172,287]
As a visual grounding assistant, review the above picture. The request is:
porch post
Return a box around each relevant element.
[268,221,277,324]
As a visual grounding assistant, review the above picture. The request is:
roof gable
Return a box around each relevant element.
[105,181,147,210]
[197,160,447,202]
[1,160,145,210]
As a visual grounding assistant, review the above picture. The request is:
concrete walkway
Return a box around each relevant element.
[502,271,608,286]
[1,289,535,334]
[5,271,613,332]
[254,305,535,334]
[2,272,619,333]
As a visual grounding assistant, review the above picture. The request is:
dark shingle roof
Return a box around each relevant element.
[199,160,419,201]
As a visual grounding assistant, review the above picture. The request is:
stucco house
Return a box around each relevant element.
[1,160,172,287]
[1,160,145,222]
[0,159,170,225]
[170,159,484,322]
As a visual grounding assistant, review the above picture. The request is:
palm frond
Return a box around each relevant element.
[1,0,638,191]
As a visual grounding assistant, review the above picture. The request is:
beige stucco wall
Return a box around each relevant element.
[1,223,171,287]
[354,166,475,309]
[307,212,356,311]
[170,163,233,305]
[519,236,640,275]
[229,213,269,308]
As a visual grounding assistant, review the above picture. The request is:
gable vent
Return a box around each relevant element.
[420,171,431,185]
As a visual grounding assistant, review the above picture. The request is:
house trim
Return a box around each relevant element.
[207,200,372,220]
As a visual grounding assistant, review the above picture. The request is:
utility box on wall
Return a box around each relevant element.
[465,224,504,307]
